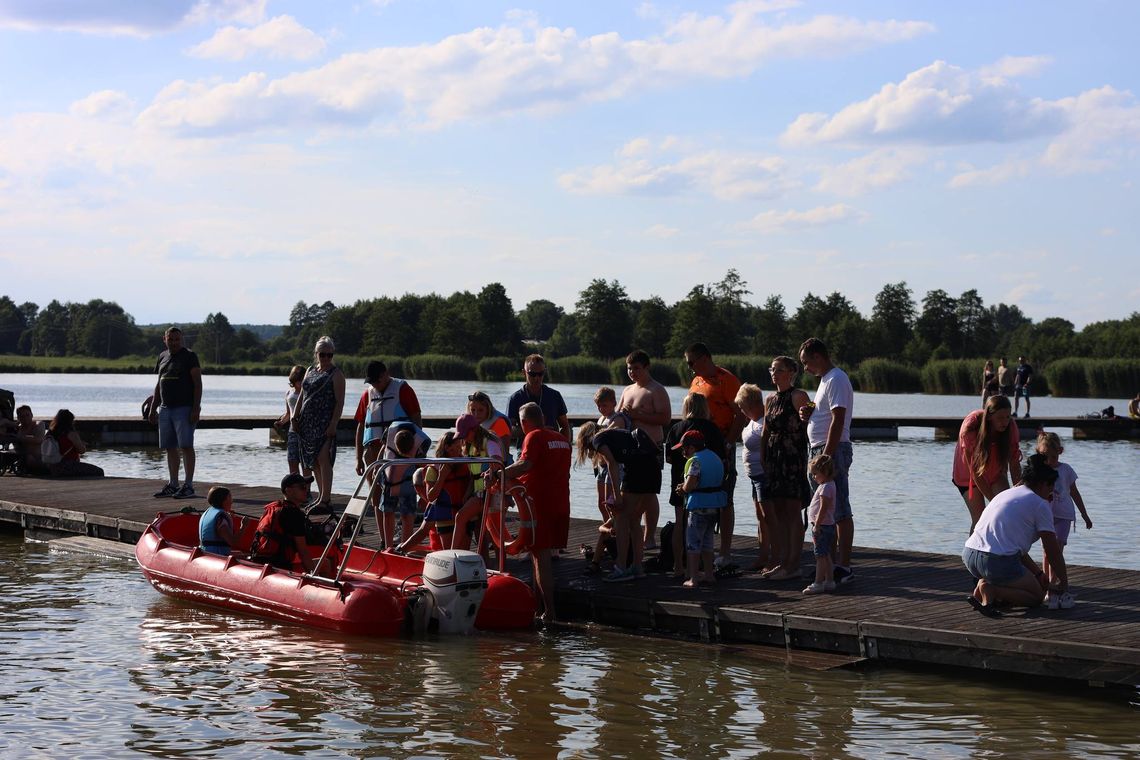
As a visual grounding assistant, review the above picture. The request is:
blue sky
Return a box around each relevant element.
[1,1,1137,327]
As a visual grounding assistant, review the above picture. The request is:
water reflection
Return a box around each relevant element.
[2,534,1139,758]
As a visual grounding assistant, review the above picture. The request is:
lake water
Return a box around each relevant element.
[1,532,1138,758]
[4,374,1136,569]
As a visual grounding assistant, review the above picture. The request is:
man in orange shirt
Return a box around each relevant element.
[684,342,746,574]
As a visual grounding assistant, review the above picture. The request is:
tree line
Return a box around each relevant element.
[2,273,1137,370]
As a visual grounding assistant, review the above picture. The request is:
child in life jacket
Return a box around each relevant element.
[378,429,420,549]
[675,430,726,588]
[199,486,239,556]
[395,431,471,553]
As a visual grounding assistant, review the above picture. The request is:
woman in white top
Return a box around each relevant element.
[735,383,773,573]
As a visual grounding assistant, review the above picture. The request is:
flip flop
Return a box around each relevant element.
[966,595,1001,618]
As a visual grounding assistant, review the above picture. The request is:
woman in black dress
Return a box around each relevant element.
[759,356,811,580]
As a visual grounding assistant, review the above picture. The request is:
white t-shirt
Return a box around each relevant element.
[808,480,836,525]
[1050,462,1078,521]
[965,484,1055,556]
[807,367,854,448]
[741,418,763,478]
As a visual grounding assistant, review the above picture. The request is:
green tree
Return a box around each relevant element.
[518,299,564,342]
[708,269,752,353]
[955,289,991,357]
[0,296,28,354]
[869,282,915,359]
[476,283,521,357]
[196,312,237,364]
[29,300,68,356]
[323,304,364,356]
[751,295,789,356]
[915,289,959,354]
[575,279,633,358]
[632,296,672,358]
[667,286,717,356]
[547,312,581,357]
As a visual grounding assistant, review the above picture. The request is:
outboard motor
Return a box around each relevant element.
[421,550,488,634]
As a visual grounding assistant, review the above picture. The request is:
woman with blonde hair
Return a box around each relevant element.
[952,394,1021,531]
[291,336,345,511]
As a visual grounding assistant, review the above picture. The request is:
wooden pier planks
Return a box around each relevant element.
[1,474,1138,686]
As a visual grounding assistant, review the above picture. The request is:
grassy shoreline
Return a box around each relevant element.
[2,353,1136,398]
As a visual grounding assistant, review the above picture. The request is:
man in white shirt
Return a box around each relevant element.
[962,454,1067,614]
[799,338,855,585]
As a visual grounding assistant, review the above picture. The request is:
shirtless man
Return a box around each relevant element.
[618,350,672,550]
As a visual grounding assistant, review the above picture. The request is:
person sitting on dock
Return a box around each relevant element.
[45,409,104,478]
[12,405,45,473]
[250,474,319,573]
[962,454,1067,615]
[199,486,239,557]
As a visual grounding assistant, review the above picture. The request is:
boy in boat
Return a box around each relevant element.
[250,474,320,573]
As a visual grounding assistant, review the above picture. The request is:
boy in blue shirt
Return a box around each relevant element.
[673,430,726,588]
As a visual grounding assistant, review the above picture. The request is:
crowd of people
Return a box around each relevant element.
[0,326,1115,620]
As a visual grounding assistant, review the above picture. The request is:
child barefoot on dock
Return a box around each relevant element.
[804,454,837,595]
[1036,431,1092,609]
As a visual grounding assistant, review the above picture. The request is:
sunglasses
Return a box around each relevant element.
[319,352,333,358]
[527,370,545,377]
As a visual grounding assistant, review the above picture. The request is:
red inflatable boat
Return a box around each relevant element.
[136,460,537,637]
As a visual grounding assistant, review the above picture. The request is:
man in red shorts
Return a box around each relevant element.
[501,401,571,622]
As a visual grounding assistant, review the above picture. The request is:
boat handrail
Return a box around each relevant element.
[308,456,507,584]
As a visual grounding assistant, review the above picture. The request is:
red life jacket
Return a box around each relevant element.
[251,500,295,564]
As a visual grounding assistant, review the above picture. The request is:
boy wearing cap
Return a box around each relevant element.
[250,474,318,573]
[674,430,726,588]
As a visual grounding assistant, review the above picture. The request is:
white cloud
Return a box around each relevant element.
[1040,86,1140,173]
[137,6,933,135]
[559,138,796,200]
[0,0,265,35]
[645,224,679,238]
[815,147,928,195]
[69,90,136,121]
[782,59,1068,146]
[978,55,1052,79]
[740,203,865,234]
[948,158,1032,188]
[187,15,326,60]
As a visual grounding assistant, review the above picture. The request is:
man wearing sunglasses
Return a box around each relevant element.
[506,354,570,451]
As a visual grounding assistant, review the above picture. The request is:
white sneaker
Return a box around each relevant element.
[803,581,829,595]
[1044,591,1060,610]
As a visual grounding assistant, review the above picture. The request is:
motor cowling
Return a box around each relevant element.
[421,550,487,635]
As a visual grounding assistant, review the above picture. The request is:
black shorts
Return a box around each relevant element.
[623,458,662,494]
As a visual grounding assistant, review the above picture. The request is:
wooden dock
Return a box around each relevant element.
[2,474,1138,688]
[66,414,1140,445]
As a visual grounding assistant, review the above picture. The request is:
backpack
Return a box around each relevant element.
[41,433,61,466]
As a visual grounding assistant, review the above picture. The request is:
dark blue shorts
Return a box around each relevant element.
[811,523,835,557]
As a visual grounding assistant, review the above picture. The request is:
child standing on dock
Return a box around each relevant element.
[1036,432,1092,609]
[804,454,837,595]
[592,387,629,523]
[674,430,725,588]
[277,366,311,478]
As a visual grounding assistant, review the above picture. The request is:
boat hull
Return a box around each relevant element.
[135,511,535,636]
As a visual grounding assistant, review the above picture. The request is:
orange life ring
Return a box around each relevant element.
[483,486,535,556]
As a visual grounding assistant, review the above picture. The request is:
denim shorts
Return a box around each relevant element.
[962,546,1026,584]
[749,474,767,503]
[811,523,835,557]
[382,492,418,516]
[685,508,719,553]
[158,405,195,449]
[810,442,852,521]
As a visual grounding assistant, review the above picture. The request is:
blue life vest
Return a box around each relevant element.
[199,506,232,556]
[364,378,412,445]
[684,448,726,510]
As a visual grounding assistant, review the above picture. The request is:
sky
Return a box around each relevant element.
[1,1,1138,328]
